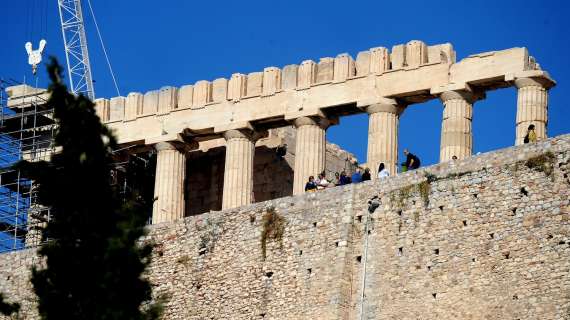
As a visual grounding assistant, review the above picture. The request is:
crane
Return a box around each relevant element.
[56,0,95,100]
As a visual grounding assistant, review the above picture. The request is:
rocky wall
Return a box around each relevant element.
[1,134,569,319]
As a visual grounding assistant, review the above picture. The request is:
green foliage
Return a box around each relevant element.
[397,185,414,208]
[197,217,224,254]
[260,207,286,260]
[16,58,160,320]
[418,181,431,207]
[0,293,20,316]
[525,152,556,178]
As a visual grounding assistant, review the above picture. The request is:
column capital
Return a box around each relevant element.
[154,140,198,153]
[365,102,404,115]
[514,77,554,89]
[155,141,178,152]
[440,90,482,104]
[223,129,267,142]
[293,116,330,130]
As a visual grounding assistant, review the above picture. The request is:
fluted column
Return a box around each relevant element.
[222,129,256,210]
[366,102,403,177]
[440,91,477,162]
[293,116,329,195]
[152,142,186,224]
[514,78,550,145]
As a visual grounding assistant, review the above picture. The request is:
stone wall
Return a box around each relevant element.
[1,134,569,319]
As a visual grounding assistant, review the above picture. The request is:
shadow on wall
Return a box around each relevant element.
[185,146,294,216]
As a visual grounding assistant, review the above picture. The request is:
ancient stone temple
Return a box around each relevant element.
[84,40,555,224]
[1,40,568,319]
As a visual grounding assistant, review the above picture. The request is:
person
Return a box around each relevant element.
[333,172,340,186]
[377,163,390,179]
[403,149,421,170]
[452,155,458,160]
[316,172,329,190]
[352,168,362,183]
[339,171,350,185]
[305,176,318,192]
[361,168,371,181]
[524,124,537,144]
[275,143,287,158]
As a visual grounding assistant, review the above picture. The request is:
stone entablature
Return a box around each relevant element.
[94,42,553,147]
[2,134,569,319]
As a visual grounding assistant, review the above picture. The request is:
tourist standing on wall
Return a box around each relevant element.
[403,149,421,170]
[361,168,371,181]
[377,163,390,179]
[524,124,537,144]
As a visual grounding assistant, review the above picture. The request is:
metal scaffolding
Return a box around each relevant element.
[0,79,55,253]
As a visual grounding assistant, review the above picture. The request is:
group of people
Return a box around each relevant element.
[304,163,393,192]
[304,148,423,193]
[305,124,540,193]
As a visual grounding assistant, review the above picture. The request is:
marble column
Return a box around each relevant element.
[440,91,477,162]
[514,78,550,145]
[366,102,403,177]
[152,142,186,224]
[222,129,256,210]
[293,116,329,195]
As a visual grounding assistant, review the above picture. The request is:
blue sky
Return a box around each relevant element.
[1,0,569,166]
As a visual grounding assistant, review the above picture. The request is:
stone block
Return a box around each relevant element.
[158,86,178,114]
[212,78,228,102]
[370,47,390,73]
[125,92,143,121]
[333,53,355,82]
[298,60,316,89]
[228,73,247,102]
[262,67,281,96]
[192,80,212,108]
[178,85,194,109]
[143,90,159,115]
[391,44,406,69]
[281,64,298,90]
[355,50,371,76]
[246,72,263,97]
[428,43,456,64]
[94,98,110,122]
[406,40,428,67]
[109,96,126,121]
[316,57,334,83]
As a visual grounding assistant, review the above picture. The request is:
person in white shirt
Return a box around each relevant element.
[377,163,390,179]
[316,173,329,190]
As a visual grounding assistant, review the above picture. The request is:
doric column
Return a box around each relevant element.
[514,78,551,145]
[293,116,329,195]
[439,90,477,162]
[222,129,257,210]
[365,101,403,177]
[152,142,186,224]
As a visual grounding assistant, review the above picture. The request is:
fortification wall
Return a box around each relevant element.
[1,135,570,319]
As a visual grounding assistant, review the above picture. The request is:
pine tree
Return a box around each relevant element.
[17,58,160,320]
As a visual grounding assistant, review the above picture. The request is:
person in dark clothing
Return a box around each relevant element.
[361,168,371,181]
[305,176,318,192]
[403,149,421,170]
[339,171,350,185]
[524,124,537,144]
[276,143,287,158]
